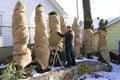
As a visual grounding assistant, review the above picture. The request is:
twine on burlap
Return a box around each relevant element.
[49,12,63,51]
[12,0,31,68]
[72,17,81,58]
[98,30,111,63]
[34,5,50,70]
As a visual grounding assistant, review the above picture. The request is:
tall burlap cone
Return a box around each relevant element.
[49,13,63,51]
[12,0,31,68]
[98,30,111,63]
[72,17,81,58]
[34,5,50,70]
[84,29,94,54]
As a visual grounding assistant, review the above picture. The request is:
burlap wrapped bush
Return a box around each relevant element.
[34,4,50,70]
[13,51,31,68]
[75,37,81,44]
[72,17,81,58]
[98,30,111,63]
[49,11,63,51]
[60,15,67,48]
[100,50,110,63]
[12,0,31,68]
[60,15,67,33]
[84,29,94,54]
[49,12,60,31]
[98,30,107,50]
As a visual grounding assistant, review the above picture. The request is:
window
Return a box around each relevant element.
[0,14,3,36]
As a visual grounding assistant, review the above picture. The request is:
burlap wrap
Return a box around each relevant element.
[60,15,67,33]
[60,15,67,48]
[84,29,94,54]
[34,6,50,70]
[12,1,31,68]
[49,14,63,50]
[72,17,81,58]
[98,30,111,63]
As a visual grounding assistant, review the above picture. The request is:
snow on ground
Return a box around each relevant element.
[0,64,6,69]
[30,56,120,80]
[0,56,120,80]
[76,56,99,63]
[77,59,120,80]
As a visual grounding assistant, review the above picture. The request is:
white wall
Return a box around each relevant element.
[0,0,64,47]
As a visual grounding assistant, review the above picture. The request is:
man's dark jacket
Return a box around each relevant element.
[57,30,74,47]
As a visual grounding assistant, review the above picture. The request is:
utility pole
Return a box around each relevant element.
[76,0,79,20]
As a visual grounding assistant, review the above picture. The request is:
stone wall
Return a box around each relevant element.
[29,61,112,80]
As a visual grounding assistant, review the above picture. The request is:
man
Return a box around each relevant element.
[57,26,76,67]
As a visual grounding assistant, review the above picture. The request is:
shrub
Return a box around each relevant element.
[98,19,108,32]
[36,3,43,8]
[84,18,94,30]
[2,62,27,80]
[49,11,57,15]
[77,63,91,76]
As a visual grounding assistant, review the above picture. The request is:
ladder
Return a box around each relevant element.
[50,47,62,71]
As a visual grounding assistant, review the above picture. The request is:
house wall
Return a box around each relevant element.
[93,21,120,53]
[0,0,65,47]
[107,21,120,52]
[93,32,99,51]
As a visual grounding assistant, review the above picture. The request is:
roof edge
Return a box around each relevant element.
[47,0,67,16]
[94,16,120,34]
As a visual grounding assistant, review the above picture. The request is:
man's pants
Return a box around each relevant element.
[65,45,76,65]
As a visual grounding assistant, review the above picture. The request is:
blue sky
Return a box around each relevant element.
[56,0,120,21]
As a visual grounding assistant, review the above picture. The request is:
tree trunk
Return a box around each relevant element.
[82,0,92,19]
[82,0,94,58]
